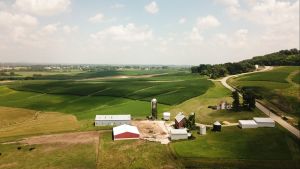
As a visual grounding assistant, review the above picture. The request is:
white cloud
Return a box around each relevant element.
[13,0,71,16]
[196,15,220,30]
[90,23,153,42]
[178,17,186,24]
[89,13,105,23]
[63,25,78,34]
[41,24,58,34]
[111,3,125,9]
[145,1,159,14]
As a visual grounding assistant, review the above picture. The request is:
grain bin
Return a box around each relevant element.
[199,125,206,135]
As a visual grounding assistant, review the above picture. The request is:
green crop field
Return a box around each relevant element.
[171,126,300,169]
[229,66,300,122]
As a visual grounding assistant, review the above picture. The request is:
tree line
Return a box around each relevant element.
[191,48,300,79]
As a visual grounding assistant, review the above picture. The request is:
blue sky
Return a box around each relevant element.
[0,0,299,65]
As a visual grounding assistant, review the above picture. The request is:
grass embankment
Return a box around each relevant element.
[97,132,183,169]
[171,126,300,169]
[229,66,300,123]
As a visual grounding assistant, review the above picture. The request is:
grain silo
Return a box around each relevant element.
[151,98,157,119]
[199,125,206,135]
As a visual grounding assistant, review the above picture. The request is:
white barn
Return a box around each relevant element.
[170,128,188,140]
[239,120,258,128]
[163,112,171,121]
[95,115,131,126]
[253,117,275,127]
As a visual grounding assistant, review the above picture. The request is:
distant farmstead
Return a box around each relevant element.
[113,124,140,140]
[95,115,131,126]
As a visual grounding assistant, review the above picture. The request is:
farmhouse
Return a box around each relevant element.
[95,115,131,126]
[113,124,140,140]
[239,120,258,128]
[253,117,275,127]
[163,112,170,121]
[175,112,186,129]
[170,128,188,140]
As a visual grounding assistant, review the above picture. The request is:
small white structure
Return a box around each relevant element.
[163,112,171,121]
[253,117,275,127]
[239,120,258,128]
[170,128,188,140]
[95,115,131,126]
[199,125,206,135]
[113,124,140,140]
[255,64,259,70]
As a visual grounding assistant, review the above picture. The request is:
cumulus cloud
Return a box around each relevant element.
[196,15,220,30]
[178,17,186,24]
[90,23,153,42]
[145,1,159,14]
[89,13,105,23]
[13,0,71,16]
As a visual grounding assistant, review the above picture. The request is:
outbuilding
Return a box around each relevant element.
[175,112,186,129]
[212,121,222,131]
[163,112,171,121]
[199,125,206,135]
[113,124,140,140]
[95,115,131,126]
[239,120,258,128]
[170,128,188,140]
[253,117,275,127]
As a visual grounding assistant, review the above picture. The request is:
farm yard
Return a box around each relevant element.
[228,66,300,125]
[0,68,299,169]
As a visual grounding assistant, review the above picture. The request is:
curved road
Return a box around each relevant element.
[220,67,300,139]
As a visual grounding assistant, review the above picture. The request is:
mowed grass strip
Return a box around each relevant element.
[97,132,183,169]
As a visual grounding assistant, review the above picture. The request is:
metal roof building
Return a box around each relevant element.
[170,128,188,140]
[95,115,131,126]
[113,124,140,140]
[253,117,275,127]
[239,120,258,128]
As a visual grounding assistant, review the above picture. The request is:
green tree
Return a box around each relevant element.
[242,89,256,110]
[232,90,240,111]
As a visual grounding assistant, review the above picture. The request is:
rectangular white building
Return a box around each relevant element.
[95,115,131,126]
[163,112,171,121]
[170,128,188,140]
[253,117,275,127]
[239,120,258,128]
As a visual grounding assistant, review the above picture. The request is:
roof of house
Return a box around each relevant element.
[95,115,131,121]
[163,112,170,116]
[113,124,140,136]
[213,121,221,126]
[175,113,185,122]
[170,128,188,135]
[253,117,274,123]
[239,120,257,125]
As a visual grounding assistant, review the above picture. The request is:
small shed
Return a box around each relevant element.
[175,112,186,129]
[212,121,222,132]
[253,117,275,127]
[95,115,131,126]
[199,125,206,135]
[163,112,171,121]
[239,120,258,128]
[170,128,188,140]
[113,124,140,140]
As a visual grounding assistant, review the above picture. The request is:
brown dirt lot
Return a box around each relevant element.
[131,120,168,141]
[20,131,99,145]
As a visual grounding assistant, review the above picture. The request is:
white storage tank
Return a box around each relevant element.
[199,125,206,135]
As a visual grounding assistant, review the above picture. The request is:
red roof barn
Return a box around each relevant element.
[113,124,140,140]
[175,113,186,129]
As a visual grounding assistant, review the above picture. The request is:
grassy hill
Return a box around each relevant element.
[229,66,300,123]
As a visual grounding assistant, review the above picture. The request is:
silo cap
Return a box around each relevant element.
[151,98,157,102]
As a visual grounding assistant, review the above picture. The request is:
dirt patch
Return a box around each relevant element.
[20,131,99,145]
[132,120,169,144]
[0,162,18,169]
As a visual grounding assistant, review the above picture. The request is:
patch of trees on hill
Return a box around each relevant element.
[191,48,300,79]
